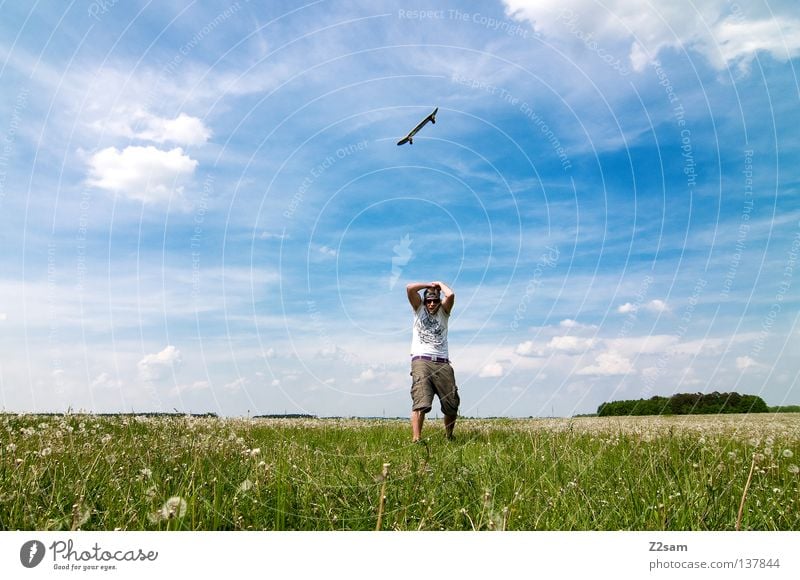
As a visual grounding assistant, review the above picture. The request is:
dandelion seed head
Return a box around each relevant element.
[788,464,799,474]
[783,449,793,458]
[72,503,91,528]
[158,496,187,520]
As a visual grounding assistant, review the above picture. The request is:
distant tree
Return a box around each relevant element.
[597,392,768,416]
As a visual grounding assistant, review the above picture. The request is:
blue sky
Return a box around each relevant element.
[1,0,798,417]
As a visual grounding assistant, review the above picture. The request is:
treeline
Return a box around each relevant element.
[0,412,219,418]
[597,392,768,416]
[770,405,800,413]
[253,413,316,419]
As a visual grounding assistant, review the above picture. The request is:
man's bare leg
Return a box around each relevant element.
[444,414,456,439]
[411,410,426,442]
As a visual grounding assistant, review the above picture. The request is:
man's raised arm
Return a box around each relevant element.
[433,280,455,314]
[406,282,429,311]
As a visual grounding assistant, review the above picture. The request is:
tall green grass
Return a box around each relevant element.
[1,414,798,530]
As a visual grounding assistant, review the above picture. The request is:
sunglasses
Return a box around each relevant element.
[425,299,441,304]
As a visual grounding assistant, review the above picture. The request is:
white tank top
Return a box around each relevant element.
[410,304,449,358]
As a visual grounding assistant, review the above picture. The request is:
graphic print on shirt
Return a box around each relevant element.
[416,309,445,347]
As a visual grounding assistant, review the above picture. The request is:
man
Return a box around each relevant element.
[406,280,460,442]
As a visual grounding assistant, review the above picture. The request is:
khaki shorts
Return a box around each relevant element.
[410,358,460,416]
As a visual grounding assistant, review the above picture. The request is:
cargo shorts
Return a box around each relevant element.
[410,357,460,416]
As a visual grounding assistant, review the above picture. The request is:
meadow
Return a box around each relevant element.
[1,413,798,531]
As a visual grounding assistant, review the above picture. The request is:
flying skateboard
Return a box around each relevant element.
[397,107,438,146]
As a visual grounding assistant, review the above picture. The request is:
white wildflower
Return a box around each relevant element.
[782,449,793,458]
[149,496,187,523]
[71,503,92,529]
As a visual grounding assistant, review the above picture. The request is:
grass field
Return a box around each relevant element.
[1,413,798,531]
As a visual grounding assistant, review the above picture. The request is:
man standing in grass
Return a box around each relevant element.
[406,281,460,442]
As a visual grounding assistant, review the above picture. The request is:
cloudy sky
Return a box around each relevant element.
[1,0,798,417]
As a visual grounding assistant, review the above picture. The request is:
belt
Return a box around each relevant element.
[412,355,450,364]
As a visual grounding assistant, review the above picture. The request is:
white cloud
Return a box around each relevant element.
[515,340,540,357]
[669,337,726,356]
[138,345,182,382]
[90,372,121,390]
[645,299,669,313]
[355,367,385,383]
[479,362,505,378]
[559,318,596,329]
[547,336,597,353]
[736,356,758,371]
[711,15,800,72]
[259,231,289,241]
[617,299,668,314]
[137,112,211,145]
[503,0,800,72]
[577,351,635,376]
[224,377,249,391]
[86,145,198,204]
[318,245,338,258]
[93,110,211,146]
